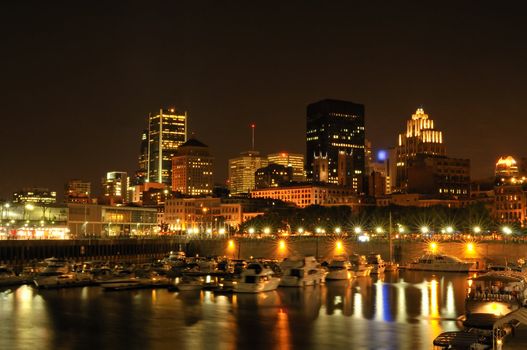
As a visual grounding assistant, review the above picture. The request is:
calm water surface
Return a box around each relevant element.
[0,271,468,350]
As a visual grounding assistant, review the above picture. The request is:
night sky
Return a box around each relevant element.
[1,1,526,198]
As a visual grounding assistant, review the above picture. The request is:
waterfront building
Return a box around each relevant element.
[395,108,446,191]
[376,193,472,208]
[267,152,305,182]
[306,99,365,193]
[0,203,68,239]
[12,188,57,205]
[139,108,187,186]
[255,164,293,189]
[65,179,91,204]
[172,138,214,196]
[250,184,355,208]
[67,203,158,237]
[494,182,527,226]
[228,151,268,195]
[102,171,128,205]
[164,197,242,233]
[406,155,471,197]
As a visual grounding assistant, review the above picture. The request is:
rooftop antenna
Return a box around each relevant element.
[251,123,256,150]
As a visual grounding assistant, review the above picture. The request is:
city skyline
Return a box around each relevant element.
[2,2,527,197]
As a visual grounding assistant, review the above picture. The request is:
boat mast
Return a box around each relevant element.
[389,211,393,263]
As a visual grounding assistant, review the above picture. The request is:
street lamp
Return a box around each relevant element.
[354,226,362,234]
[297,227,304,234]
[445,226,454,234]
[263,227,271,235]
[375,226,383,234]
[502,226,513,235]
[421,226,429,234]
[248,227,255,235]
[334,227,341,234]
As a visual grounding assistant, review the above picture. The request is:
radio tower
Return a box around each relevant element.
[251,123,256,150]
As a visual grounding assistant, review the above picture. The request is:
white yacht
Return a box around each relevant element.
[161,251,187,269]
[33,258,92,289]
[326,256,353,280]
[407,253,474,272]
[350,254,373,277]
[367,253,386,274]
[279,256,327,287]
[0,266,27,287]
[233,263,280,293]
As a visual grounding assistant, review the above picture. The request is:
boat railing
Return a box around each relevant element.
[467,290,520,303]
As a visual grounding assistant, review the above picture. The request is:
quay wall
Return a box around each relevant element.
[0,237,525,266]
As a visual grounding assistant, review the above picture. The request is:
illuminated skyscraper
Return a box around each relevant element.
[172,138,214,196]
[306,99,365,193]
[396,108,446,191]
[65,179,91,204]
[228,151,268,195]
[267,152,305,182]
[140,108,187,186]
[102,171,128,205]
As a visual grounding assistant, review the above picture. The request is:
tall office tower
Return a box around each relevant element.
[102,171,128,205]
[172,138,214,196]
[306,99,365,193]
[255,163,293,189]
[495,156,520,185]
[228,151,268,195]
[267,152,305,182]
[141,108,187,186]
[65,179,91,204]
[395,108,446,191]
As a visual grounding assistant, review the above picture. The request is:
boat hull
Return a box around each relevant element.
[326,269,352,280]
[280,272,326,287]
[234,278,280,293]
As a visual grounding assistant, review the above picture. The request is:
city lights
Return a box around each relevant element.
[375,227,383,234]
[466,242,475,253]
[445,226,454,234]
[358,234,370,243]
[335,240,344,254]
[248,227,255,235]
[263,227,271,235]
[228,239,235,249]
[429,242,438,253]
[218,228,226,235]
[473,226,481,234]
[278,239,286,251]
[420,226,429,234]
[297,227,304,234]
[334,227,341,234]
[354,227,362,234]
[502,226,513,235]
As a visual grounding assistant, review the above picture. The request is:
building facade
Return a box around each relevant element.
[494,183,527,226]
[140,108,187,186]
[228,151,268,195]
[406,155,471,197]
[250,184,356,208]
[102,171,128,205]
[12,188,57,205]
[396,108,446,191]
[172,138,214,196]
[65,179,91,204]
[255,163,293,189]
[306,99,365,193]
[267,152,305,182]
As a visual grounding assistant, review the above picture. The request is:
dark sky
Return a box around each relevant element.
[1,1,526,198]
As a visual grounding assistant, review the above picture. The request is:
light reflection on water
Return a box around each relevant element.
[0,271,468,349]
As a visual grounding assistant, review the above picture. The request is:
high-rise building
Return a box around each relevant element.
[228,151,268,195]
[65,179,91,204]
[255,164,293,189]
[495,156,520,184]
[102,171,127,205]
[267,152,305,182]
[306,99,365,193]
[172,138,214,196]
[395,108,446,191]
[140,108,187,186]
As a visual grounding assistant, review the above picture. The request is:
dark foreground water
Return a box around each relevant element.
[0,271,468,350]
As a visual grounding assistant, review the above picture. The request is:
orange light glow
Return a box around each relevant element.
[429,242,438,253]
[228,239,235,249]
[278,239,286,251]
[335,240,344,254]
[466,242,475,253]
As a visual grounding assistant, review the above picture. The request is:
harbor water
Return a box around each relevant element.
[1,271,469,349]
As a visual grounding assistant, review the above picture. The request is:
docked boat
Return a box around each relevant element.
[367,253,386,274]
[279,256,327,287]
[326,256,353,280]
[161,251,187,269]
[233,263,280,293]
[176,276,203,291]
[103,273,170,291]
[407,253,474,272]
[464,271,527,330]
[33,258,93,289]
[0,266,27,287]
[349,254,372,277]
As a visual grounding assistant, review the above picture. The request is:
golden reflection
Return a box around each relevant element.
[353,291,362,319]
[396,283,406,323]
[151,289,157,303]
[374,280,384,321]
[275,308,291,350]
[445,282,456,317]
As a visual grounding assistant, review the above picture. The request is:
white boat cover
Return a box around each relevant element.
[493,307,527,329]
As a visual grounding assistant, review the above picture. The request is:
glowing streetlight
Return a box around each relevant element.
[445,226,454,234]
[429,242,438,253]
[218,228,226,235]
[354,227,362,234]
[278,239,286,251]
[502,226,513,235]
[398,226,405,234]
[297,227,304,234]
[335,240,344,254]
[263,227,271,235]
[334,227,341,234]
[316,227,322,234]
[248,227,255,234]
[466,242,475,253]
[375,226,383,234]
[421,226,430,234]
[473,226,482,234]
[228,239,235,249]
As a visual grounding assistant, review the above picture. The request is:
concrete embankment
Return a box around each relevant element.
[0,237,525,266]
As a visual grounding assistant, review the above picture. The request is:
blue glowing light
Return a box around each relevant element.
[378,150,387,161]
